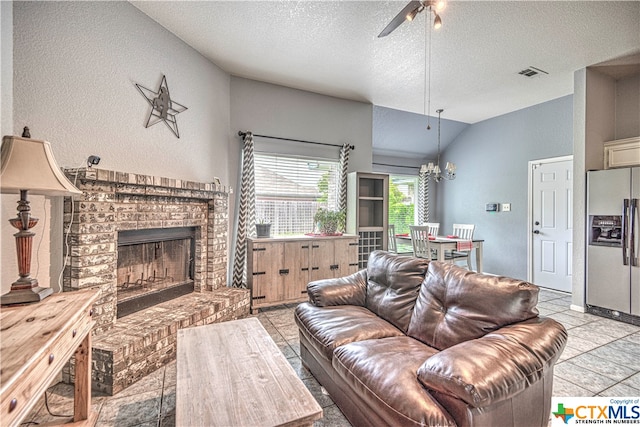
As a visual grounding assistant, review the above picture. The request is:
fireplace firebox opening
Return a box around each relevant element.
[117,227,196,318]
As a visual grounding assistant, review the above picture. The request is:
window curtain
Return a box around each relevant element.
[232,132,256,288]
[418,166,429,223]
[337,143,351,228]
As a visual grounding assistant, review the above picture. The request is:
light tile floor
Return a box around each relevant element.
[25,288,640,426]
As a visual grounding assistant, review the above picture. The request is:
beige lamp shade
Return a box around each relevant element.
[0,135,81,196]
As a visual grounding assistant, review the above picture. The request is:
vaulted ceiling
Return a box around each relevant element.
[131,1,640,156]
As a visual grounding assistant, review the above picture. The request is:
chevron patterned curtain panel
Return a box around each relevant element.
[232,132,256,288]
[418,169,429,223]
[337,143,351,227]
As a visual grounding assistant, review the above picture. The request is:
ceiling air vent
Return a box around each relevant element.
[518,66,549,78]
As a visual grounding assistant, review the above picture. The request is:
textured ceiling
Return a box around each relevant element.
[131,1,640,126]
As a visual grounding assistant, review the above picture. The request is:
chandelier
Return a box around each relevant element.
[417,4,455,182]
[421,109,456,182]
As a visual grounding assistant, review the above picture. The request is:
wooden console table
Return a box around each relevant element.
[1,288,99,427]
[176,317,322,426]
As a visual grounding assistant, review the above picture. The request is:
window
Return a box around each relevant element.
[389,175,417,253]
[254,153,340,236]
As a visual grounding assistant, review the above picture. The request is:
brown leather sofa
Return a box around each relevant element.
[294,251,568,427]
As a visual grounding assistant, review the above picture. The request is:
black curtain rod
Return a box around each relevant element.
[238,131,355,150]
[373,162,421,170]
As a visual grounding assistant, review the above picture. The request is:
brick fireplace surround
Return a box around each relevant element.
[62,168,249,395]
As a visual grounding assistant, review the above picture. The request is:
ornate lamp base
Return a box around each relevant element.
[0,189,54,306]
[1,285,54,306]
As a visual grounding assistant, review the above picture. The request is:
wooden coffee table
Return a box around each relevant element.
[176,317,322,426]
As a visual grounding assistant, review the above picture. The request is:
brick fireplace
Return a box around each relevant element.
[62,168,250,394]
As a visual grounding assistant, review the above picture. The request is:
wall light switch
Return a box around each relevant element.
[502,203,511,212]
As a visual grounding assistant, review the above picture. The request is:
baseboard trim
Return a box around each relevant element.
[570,304,585,313]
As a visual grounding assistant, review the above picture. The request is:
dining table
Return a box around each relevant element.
[395,235,485,273]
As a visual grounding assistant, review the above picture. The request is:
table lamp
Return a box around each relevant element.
[0,127,82,305]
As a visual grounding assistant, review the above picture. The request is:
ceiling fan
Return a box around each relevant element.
[378,0,446,38]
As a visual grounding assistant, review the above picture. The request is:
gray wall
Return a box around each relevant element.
[230,77,372,171]
[1,1,12,136]
[4,1,232,293]
[372,105,469,160]
[436,95,574,279]
[615,74,640,139]
[13,1,231,183]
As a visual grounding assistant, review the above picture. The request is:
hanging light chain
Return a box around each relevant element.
[426,10,432,130]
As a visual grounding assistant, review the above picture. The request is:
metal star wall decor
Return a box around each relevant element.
[135,75,187,138]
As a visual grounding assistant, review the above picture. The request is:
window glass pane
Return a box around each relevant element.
[389,175,417,253]
[255,153,339,236]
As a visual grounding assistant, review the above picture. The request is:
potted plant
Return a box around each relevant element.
[314,208,345,235]
[256,219,271,238]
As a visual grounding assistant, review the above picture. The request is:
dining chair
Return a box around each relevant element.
[424,222,440,237]
[410,225,455,264]
[423,222,440,258]
[452,223,475,240]
[387,224,397,253]
[409,225,431,259]
[449,223,476,269]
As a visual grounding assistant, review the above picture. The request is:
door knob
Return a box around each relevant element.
[534,221,540,226]
[533,230,540,234]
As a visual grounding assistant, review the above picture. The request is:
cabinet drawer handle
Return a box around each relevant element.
[312,245,320,248]
[252,295,266,300]
[253,247,266,252]
[349,242,359,246]
[301,267,309,271]
[330,264,339,270]
[49,354,55,364]
[301,245,309,249]
[311,267,319,271]
[301,290,308,294]
[9,398,17,412]
[349,263,359,266]
[279,269,289,275]
[253,272,266,276]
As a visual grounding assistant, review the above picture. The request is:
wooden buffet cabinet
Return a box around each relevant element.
[247,235,359,313]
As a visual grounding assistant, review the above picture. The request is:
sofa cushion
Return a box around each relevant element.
[295,302,404,361]
[407,262,539,350]
[365,251,431,333]
[332,336,456,427]
[416,317,568,408]
[307,270,367,307]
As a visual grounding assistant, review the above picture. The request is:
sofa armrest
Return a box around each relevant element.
[416,317,567,408]
[307,269,367,307]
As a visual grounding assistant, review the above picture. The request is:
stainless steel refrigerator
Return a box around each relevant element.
[586,167,639,323]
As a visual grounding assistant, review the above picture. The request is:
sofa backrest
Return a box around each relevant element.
[365,251,430,333]
[407,262,540,350]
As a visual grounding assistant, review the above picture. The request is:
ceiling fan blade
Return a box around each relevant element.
[378,1,422,38]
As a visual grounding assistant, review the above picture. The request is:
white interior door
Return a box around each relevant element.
[530,157,573,292]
